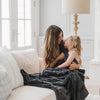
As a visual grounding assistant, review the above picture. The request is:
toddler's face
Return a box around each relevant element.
[64,37,72,49]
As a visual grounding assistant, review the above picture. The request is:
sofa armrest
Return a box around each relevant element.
[39,58,45,73]
[85,79,100,95]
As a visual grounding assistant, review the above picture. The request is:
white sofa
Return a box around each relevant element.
[0,47,56,100]
[0,47,100,100]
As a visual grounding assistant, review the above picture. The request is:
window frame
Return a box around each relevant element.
[0,0,39,50]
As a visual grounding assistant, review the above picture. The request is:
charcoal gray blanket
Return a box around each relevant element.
[21,49,89,100]
[21,68,88,100]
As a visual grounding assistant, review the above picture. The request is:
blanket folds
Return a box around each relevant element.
[21,67,88,100]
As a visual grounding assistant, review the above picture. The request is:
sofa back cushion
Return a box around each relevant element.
[0,47,23,90]
[0,64,12,100]
[11,49,40,74]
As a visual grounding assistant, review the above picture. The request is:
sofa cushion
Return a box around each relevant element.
[0,47,23,89]
[7,86,56,100]
[11,49,40,74]
[0,64,12,100]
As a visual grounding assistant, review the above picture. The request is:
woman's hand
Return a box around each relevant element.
[69,62,79,70]
[69,66,75,70]
[57,52,64,60]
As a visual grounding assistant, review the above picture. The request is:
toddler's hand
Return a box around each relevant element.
[57,65,63,68]
[57,65,61,68]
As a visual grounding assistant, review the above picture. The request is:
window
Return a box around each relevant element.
[18,0,32,47]
[0,0,10,48]
[0,0,38,49]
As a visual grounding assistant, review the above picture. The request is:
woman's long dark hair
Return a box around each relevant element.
[43,25,64,65]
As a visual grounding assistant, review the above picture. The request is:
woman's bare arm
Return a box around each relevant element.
[42,51,47,68]
[49,53,64,68]
[42,51,64,68]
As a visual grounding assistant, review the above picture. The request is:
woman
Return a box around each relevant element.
[42,25,81,69]
[21,25,88,100]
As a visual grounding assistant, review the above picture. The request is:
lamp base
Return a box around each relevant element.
[73,14,80,35]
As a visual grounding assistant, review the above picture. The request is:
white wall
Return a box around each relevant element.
[40,0,68,36]
[40,0,94,37]
[39,0,95,76]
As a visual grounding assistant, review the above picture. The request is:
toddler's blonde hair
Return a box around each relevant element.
[70,35,82,56]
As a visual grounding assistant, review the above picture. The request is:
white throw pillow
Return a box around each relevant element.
[0,64,12,100]
[11,49,40,74]
[0,47,23,89]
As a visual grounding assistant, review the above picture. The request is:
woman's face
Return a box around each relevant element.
[58,32,63,45]
[64,36,72,48]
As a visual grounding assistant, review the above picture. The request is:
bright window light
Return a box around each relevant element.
[25,20,31,46]
[1,0,9,18]
[2,20,10,48]
[18,0,32,47]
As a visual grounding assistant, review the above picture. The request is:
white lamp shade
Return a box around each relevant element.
[62,0,90,14]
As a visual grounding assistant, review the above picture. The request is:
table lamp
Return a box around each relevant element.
[62,0,90,35]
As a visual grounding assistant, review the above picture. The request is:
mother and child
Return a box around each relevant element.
[21,25,89,100]
[42,25,82,69]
